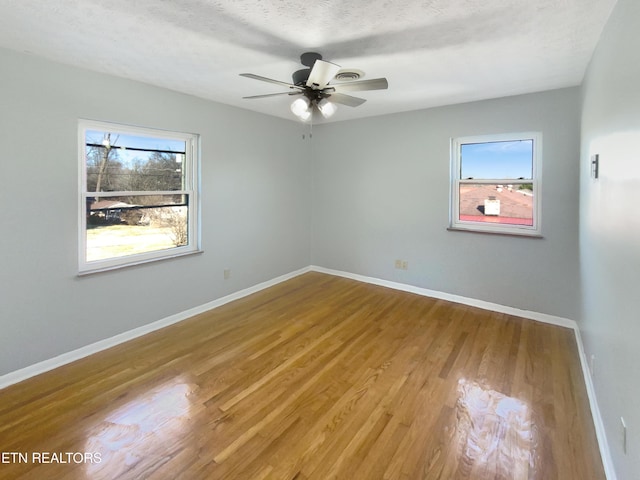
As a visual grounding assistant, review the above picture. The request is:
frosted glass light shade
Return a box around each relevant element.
[290,97,311,118]
[317,98,337,118]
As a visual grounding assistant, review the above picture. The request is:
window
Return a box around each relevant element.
[449,132,542,236]
[79,120,200,273]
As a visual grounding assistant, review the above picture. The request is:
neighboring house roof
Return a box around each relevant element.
[459,184,533,225]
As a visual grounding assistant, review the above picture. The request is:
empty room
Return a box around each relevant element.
[0,0,638,478]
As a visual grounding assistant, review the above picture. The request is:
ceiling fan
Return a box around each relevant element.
[240,52,388,120]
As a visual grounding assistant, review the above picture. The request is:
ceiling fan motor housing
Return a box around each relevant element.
[292,68,311,86]
[292,68,332,103]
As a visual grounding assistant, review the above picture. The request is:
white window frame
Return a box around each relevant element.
[449,132,542,237]
[78,120,201,274]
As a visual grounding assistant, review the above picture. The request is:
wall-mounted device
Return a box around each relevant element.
[591,154,599,179]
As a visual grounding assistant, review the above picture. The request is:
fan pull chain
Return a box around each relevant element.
[302,113,313,140]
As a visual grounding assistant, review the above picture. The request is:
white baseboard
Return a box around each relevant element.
[309,265,617,480]
[573,328,618,480]
[0,266,311,390]
[310,265,577,328]
[0,264,616,479]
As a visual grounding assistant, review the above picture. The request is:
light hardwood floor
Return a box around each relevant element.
[0,272,604,479]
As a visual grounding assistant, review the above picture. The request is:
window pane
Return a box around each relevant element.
[86,195,189,262]
[85,130,186,192]
[460,139,533,180]
[86,130,186,153]
[458,183,533,226]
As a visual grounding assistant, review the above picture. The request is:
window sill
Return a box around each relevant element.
[78,249,204,276]
[447,226,543,239]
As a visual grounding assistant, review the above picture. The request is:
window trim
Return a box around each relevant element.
[78,119,201,274]
[449,132,542,237]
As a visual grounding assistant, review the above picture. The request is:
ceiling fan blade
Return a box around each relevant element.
[328,93,367,107]
[243,92,303,99]
[240,73,304,91]
[306,60,341,90]
[330,78,389,93]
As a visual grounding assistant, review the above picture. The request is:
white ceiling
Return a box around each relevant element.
[0,0,617,123]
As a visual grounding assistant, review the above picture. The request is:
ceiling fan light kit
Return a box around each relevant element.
[290,97,335,121]
[241,52,388,121]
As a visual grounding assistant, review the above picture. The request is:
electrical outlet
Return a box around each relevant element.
[589,354,595,376]
[223,268,231,280]
[621,417,627,454]
[395,260,409,270]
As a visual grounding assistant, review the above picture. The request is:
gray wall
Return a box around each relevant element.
[0,48,311,375]
[311,88,581,319]
[580,0,640,477]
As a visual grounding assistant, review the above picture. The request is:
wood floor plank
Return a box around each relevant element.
[0,272,605,479]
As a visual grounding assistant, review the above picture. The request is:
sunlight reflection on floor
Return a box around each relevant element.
[454,378,535,479]
[84,379,198,477]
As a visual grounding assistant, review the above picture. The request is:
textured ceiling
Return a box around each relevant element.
[0,0,617,123]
